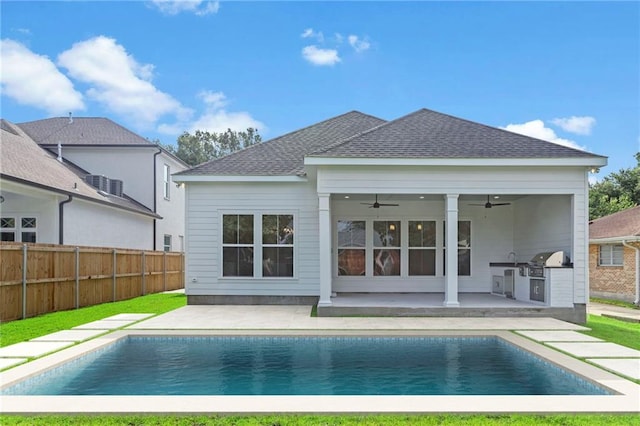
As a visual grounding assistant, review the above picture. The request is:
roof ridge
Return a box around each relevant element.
[308,108,427,156]
[181,110,385,173]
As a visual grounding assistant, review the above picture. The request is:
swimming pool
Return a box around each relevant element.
[2,335,609,396]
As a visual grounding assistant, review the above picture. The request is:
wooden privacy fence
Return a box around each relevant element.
[0,242,184,322]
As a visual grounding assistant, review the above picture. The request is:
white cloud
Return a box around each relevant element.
[158,90,264,135]
[0,39,85,115]
[301,28,324,43]
[57,36,191,127]
[501,120,586,150]
[550,116,596,135]
[301,45,341,66]
[150,0,219,16]
[348,35,370,53]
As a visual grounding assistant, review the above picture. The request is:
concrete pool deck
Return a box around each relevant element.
[1,305,639,414]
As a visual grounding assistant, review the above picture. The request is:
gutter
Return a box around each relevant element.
[58,195,73,244]
[152,148,162,251]
[622,240,640,305]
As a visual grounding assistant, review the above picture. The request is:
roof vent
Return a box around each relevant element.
[109,179,124,197]
[85,175,110,192]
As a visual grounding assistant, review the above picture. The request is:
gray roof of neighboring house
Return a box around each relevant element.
[177,111,386,176]
[17,117,154,146]
[310,108,606,159]
[0,119,159,218]
[590,205,640,240]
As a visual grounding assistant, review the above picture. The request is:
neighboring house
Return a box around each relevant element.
[0,119,160,249]
[589,206,640,305]
[173,108,607,323]
[15,117,188,251]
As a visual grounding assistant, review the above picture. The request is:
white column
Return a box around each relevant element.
[444,194,460,307]
[318,193,332,306]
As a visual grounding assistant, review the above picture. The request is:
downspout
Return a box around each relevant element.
[58,195,73,244]
[153,148,162,251]
[621,240,640,305]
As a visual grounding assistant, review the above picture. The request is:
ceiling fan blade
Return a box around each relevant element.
[378,203,399,206]
[492,203,511,206]
[468,203,485,206]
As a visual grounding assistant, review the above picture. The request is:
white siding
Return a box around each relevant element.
[185,181,320,296]
[548,268,574,307]
[63,199,154,250]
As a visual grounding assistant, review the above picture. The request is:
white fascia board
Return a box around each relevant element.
[590,236,640,244]
[303,157,608,167]
[172,175,307,183]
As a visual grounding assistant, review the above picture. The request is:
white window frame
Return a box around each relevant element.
[599,244,623,266]
[163,234,172,252]
[220,212,297,279]
[163,164,170,200]
[1,215,37,243]
[408,220,437,276]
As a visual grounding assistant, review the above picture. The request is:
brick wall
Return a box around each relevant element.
[589,242,639,302]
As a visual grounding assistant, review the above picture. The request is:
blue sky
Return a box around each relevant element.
[1,1,638,175]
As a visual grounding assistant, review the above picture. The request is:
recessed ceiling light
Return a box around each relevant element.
[344,195,350,199]
[419,196,425,199]
[493,196,500,199]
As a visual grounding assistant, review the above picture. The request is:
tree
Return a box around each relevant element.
[589,152,639,220]
[162,128,262,166]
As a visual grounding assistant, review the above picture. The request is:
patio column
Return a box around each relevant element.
[444,194,460,307]
[318,192,332,306]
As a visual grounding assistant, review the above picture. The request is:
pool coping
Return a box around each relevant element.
[1,329,639,414]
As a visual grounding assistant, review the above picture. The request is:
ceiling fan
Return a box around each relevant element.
[469,195,511,209]
[361,194,399,209]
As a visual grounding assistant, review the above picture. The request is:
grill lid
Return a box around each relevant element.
[530,251,568,267]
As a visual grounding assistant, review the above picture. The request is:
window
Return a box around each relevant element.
[443,220,471,276]
[599,244,623,266]
[163,164,170,200]
[222,215,254,276]
[262,215,294,277]
[337,220,366,276]
[163,234,172,252]
[408,221,436,276]
[1,216,36,242]
[373,220,401,276]
[1,217,16,241]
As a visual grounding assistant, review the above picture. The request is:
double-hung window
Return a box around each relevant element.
[163,164,170,200]
[1,216,37,242]
[222,215,254,276]
[262,215,294,277]
[337,220,366,276]
[373,220,401,276]
[599,244,623,266]
[408,220,436,275]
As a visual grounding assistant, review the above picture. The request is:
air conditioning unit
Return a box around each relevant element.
[109,179,124,197]
[85,175,110,192]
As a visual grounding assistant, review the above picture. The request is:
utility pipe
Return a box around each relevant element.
[152,148,162,251]
[622,240,640,305]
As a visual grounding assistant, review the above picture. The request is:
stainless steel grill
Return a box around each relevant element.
[528,251,569,278]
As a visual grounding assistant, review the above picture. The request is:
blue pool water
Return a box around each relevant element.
[3,336,609,395]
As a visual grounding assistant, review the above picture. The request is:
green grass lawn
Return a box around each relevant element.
[0,292,186,347]
[579,314,640,350]
[1,414,640,426]
[590,297,639,310]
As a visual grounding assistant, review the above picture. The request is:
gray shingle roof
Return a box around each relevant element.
[590,205,640,240]
[178,111,386,176]
[310,108,605,160]
[17,117,154,146]
[1,119,159,218]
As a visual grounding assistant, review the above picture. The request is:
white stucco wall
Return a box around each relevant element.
[63,199,154,250]
[156,152,187,252]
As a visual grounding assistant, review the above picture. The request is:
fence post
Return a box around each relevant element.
[112,249,117,302]
[141,251,146,296]
[75,247,80,309]
[22,244,27,319]
[163,251,167,292]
